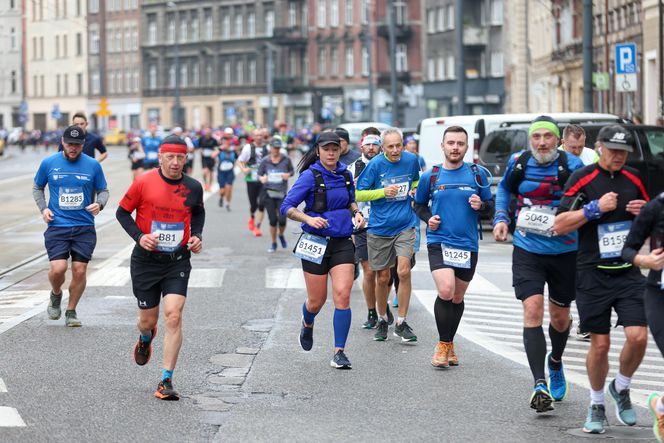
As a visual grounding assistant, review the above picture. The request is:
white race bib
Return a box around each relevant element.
[442,245,471,269]
[293,233,328,264]
[382,174,411,201]
[250,169,258,181]
[516,205,556,236]
[58,187,84,210]
[151,221,185,253]
[598,221,631,259]
[219,161,234,171]
[146,151,158,160]
[267,171,283,184]
[202,148,213,158]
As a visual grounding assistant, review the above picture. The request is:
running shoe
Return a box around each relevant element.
[386,304,394,326]
[448,342,459,366]
[226,204,231,212]
[299,318,313,351]
[47,291,62,320]
[374,319,388,341]
[530,381,554,413]
[133,326,157,366]
[547,352,569,401]
[268,243,277,253]
[583,404,607,434]
[330,350,352,369]
[253,227,263,237]
[431,341,451,368]
[362,311,378,329]
[64,310,82,327]
[154,378,179,401]
[218,198,223,207]
[393,321,417,342]
[279,235,287,249]
[608,379,637,426]
[575,326,591,342]
[248,217,255,231]
[648,393,664,443]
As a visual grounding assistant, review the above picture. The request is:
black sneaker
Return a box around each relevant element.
[386,305,394,326]
[362,310,378,329]
[133,327,157,366]
[154,378,179,401]
[47,291,62,320]
[374,319,388,341]
[218,198,223,207]
[330,350,352,369]
[64,309,82,327]
[394,321,417,342]
[299,318,313,351]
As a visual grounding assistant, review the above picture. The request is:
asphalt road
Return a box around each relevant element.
[0,146,660,442]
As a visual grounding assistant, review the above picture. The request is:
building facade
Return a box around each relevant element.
[87,0,141,131]
[0,0,22,129]
[640,0,659,123]
[422,0,505,118]
[25,0,88,131]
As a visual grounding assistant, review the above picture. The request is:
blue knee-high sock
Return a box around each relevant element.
[302,302,317,326]
[333,308,352,349]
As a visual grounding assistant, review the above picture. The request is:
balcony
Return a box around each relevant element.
[377,22,413,40]
[463,26,488,46]
[551,40,583,63]
[272,27,308,46]
[377,71,411,86]
[273,76,308,94]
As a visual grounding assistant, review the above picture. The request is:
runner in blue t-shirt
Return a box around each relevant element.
[414,126,493,369]
[32,125,109,328]
[142,128,162,169]
[491,115,584,414]
[356,128,420,343]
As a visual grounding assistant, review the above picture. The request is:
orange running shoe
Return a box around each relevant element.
[431,341,451,368]
[248,217,255,231]
[133,326,157,366]
[448,342,459,366]
[154,378,179,401]
[253,227,263,237]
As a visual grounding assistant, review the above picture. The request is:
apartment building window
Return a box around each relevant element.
[148,16,157,44]
[266,10,275,35]
[115,29,122,52]
[248,11,256,37]
[192,63,199,87]
[168,64,175,88]
[345,0,353,26]
[180,18,188,42]
[63,35,67,57]
[63,0,67,17]
[167,15,175,43]
[490,50,503,77]
[490,0,503,25]
[437,56,445,80]
[90,26,100,54]
[32,76,37,97]
[289,2,297,27]
[91,72,100,95]
[330,0,339,27]
[10,0,15,9]
[222,13,230,40]
[11,71,17,93]
[109,72,115,94]
[446,54,455,79]
[40,37,44,59]
[180,64,188,88]
[89,0,98,14]
[288,50,297,76]
[77,72,83,94]
[361,46,369,76]
[124,27,131,50]
[361,0,368,24]
[76,33,82,55]
[40,75,44,96]
[249,59,257,84]
[76,0,81,16]
[64,74,68,95]
[395,43,407,72]
[236,60,244,85]
[427,9,435,33]
[395,1,406,25]
[446,4,455,30]
[55,0,60,18]
[437,7,444,31]
[148,64,157,89]
[205,14,213,40]
[124,69,130,92]
[223,61,231,86]
[191,12,199,42]
[318,47,326,77]
[206,62,213,85]
[330,47,339,76]
[10,28,17,50]
[317,0,326,27]
[235,12,243,38]
[56,36,60,58]
[427,59,435,80]
[345,47,354,77]
[32,37,36,59]
[133,69,139,92]
[57,74,61,96]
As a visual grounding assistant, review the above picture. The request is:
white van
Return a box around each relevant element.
[417,112,623,167]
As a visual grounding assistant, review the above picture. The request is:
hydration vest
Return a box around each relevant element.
[306,169,353,213]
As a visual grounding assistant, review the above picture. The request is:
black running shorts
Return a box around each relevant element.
[427,243,478,282]
[512,246,576,307]
[130,246,191,309]
[301,237,355,275]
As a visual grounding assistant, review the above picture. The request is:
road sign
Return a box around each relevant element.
[615,43,637,74]
[616,74,637,92]
[96,97,111,117]
[593,72,609,91]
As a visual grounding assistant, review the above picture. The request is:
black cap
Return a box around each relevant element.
[63,125,86,144]
[334,127,350,143]
[317,131,341,147]
[271,136,283,148]
[596,124,634,152]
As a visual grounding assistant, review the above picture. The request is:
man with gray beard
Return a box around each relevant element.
[492,115,584,414]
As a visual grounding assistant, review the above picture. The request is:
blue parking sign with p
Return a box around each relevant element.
[615,43,637,75]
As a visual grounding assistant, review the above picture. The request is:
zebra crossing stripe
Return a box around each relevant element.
[0,378,6,393]
[0,406,25,427]
[265,268,304,289]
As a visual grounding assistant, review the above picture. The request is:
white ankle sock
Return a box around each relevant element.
[380,315,388,322]
[396,316,405,325]
[590,389,605,405]
[614,372,631,392]
[657,397,664,414]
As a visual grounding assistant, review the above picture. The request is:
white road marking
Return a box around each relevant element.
[266,267,304,289]
[189,269,226,288]
[87,266,131,287]
[0,378,6,393]
[0,406,26,427]
[0,291,51,334]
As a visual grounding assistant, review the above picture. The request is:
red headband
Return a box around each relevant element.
[160,143,187,154]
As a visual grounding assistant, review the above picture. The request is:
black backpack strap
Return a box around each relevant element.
[342,170,354,208]
[557,150,570,187]
[248,144,256,165]
[308,169,327,213]
[506,151,531,195]
[429,165,441,195]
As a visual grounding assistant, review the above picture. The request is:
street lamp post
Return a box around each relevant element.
[167,1,181,128]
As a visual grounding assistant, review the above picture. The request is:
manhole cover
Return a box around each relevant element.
[567,426,653,440]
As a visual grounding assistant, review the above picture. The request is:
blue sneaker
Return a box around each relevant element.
[583,404,607,434]
[299,318,313,351]
[279,235,287,249]
[608,379,637,426]
[547,352,569,401]
[530,381,554,413]
[268,243,277,253]
[330,350,352,369]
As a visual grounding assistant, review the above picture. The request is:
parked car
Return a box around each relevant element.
[417,113,623,167]
[104,129,127,146]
